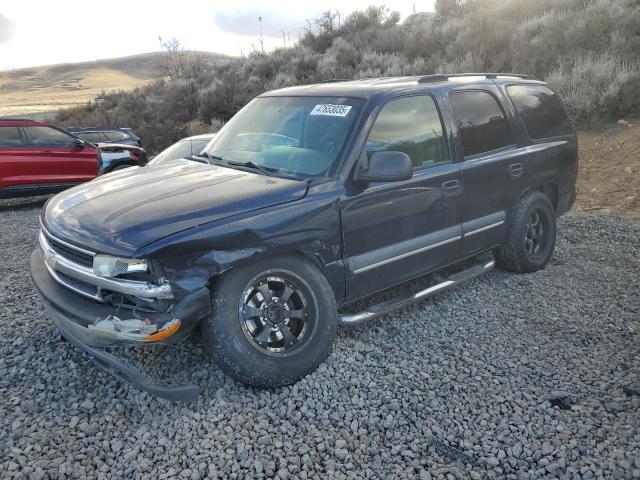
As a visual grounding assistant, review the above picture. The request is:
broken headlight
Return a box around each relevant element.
[93,254,148,278]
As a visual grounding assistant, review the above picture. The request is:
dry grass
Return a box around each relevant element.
[0,68,151,116]
[0,51,226,117]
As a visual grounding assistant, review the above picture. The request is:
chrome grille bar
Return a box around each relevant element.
[39,230,173,301]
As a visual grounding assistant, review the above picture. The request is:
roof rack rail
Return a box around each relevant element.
[418,73,534,83]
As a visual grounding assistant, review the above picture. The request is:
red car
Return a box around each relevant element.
[0,119,146,198]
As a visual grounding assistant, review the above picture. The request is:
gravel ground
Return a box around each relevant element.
[1,196,639,480]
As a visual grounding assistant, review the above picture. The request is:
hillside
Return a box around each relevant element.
[576,120,640,219]
[0,51,228,117]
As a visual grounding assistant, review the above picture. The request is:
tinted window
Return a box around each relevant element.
[450,91,514,157]
[366,95,450,169]
[0,127,23,147]
[103,131,126,141]
[507,85,573,139]
[26,126,76,147]
[78,132,103,143]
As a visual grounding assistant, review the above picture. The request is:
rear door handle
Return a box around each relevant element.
[509,162,524,178]
[441,180,462,197]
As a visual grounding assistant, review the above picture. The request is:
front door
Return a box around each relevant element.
[448,88,529,254]
[0,125,35,194]
[341,94,463,302]
[23,125,98,188]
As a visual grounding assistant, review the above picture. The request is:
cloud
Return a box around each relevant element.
[213,7,316,38]
[0,14,15,43]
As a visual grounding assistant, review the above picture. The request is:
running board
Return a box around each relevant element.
[338,259,495,326]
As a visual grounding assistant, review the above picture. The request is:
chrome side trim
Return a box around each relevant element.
[39,231,173,300]
[339,259,495,326]
[353,235,461,275]
[464,220,505,237]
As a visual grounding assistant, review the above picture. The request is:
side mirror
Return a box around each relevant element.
[356,151,413,183]
[72,138,86,148]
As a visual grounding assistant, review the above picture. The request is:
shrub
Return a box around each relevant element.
[54,0,640,143]
[546,54,640,123]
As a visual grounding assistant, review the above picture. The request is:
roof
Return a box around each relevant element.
[262,73,546,99]
[0,119,48,126]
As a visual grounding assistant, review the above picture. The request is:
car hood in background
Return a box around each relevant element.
[43,162,308,256]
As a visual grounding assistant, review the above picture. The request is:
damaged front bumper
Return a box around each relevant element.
[30,248,209,401]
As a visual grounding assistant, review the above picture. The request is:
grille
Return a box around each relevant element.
[44,232,95,269]
[56,270,100,298]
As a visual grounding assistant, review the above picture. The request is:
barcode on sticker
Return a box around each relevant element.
[310,104,352,117]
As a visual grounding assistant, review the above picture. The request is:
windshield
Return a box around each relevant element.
[203,96,363,177]
[149,138,211,165]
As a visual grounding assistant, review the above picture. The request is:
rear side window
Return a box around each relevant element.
[366,95,450,169]
[79,132,103,143]
[450,91,514,157]
[103,131,126,141]
[25,126,76,147]
[507,85,573,139]
[0,127,24,147]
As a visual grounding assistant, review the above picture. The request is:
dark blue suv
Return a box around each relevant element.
[66,126,141,146]
[30,73,577,401]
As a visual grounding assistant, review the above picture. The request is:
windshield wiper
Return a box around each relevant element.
[227,160,283,176]
[193,152,225,164]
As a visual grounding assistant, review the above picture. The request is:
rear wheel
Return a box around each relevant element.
[494,191,557,273]
[202,256,337,388]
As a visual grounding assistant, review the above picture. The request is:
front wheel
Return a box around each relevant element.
[494,191,557,273]
[202,256,337,388]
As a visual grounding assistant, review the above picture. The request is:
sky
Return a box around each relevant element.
[0,1,435,71]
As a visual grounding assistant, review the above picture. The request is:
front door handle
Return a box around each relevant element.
[509,162,524,178]
[441,180,462,197]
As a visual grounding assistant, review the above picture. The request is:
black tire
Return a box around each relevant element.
[202,255,337,388]
[494,191,557,273]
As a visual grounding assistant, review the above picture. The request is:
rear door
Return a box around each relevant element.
[341,94,463,301]
[0,126,35,194]
[23,125,98,187]
[448,87,529,254]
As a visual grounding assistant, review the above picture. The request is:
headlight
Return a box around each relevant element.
[93,254,148,278]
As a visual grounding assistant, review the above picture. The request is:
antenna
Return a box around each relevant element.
[258,17,264,53]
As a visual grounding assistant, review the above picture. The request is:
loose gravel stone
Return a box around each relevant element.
[0,197,639,479]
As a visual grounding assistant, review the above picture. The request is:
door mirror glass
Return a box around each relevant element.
[356,151,413,183]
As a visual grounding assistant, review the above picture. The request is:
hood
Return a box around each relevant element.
[43,161,308,256]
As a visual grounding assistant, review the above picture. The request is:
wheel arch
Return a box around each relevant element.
[205,248,344,305]
[513,183,559,218]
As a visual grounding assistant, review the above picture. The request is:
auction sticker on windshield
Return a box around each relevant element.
[310,104,352,117]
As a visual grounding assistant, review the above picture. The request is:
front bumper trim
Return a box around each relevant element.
[31,248,207,401]
[49,301,199,402]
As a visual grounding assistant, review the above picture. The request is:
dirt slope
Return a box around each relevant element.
[576,120,640,219]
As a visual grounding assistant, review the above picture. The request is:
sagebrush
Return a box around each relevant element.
[55,0,640,153]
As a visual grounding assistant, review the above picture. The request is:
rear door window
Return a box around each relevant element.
[103,131,126,141]
[450,90,515,157]
[0,127,24,147]
[507,85,573,139]
[79,132,103,143]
